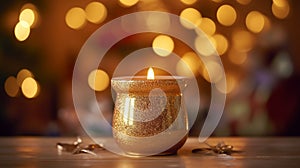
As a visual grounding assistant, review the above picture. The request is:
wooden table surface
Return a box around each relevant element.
[0,137,299,167]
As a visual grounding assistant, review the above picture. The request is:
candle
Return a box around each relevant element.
[147,67,155,80]
[111,67,188,156]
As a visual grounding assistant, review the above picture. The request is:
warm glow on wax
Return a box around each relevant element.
[147,67,155,80]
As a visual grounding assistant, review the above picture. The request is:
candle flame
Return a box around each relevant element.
[147,67,155,80]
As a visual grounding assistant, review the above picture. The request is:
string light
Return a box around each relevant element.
[146,13,171,32]
[152,35,174,57]
[216,73,237,94]
[272,0,290,19]
[65,7,86,29]
[20,3,39,28]
[14,3,39,41]
[21,77,40,99]
[4,76,19,97]
[217,5,237,26]
[228,49,248,65]
[16,69,34,86]
[180,0,197,5]
[232,30,255,52]
[88,69,110,91]
[195,35,216,56]
[14,21,30,41]
[5,69,40,99]
[19,9,35,27]
[236,0,252,5]
[273,0,289,7]
[211,34,229,55]
[196,17,216,36]
[176,52,202,77]
[180,8,202,29]
[202,61,224,83]
[119,0,139,7]
[85,2,107,24]
[211,0,223,3]
[246,11,266,33]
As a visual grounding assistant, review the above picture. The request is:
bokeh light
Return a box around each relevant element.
[3,0,298,138]
[146,13,170,32]
[16,69,34,86]
[216,73,237,94]
[273,0,288,7]
[272,51,293,78]
[263,16,271,31]
[14,21,30,41]
[195,35,215,56]
[176,52,202,77]
[85,2,107,24]
[180,8,202,29]
[211,34,229,55]
[232,30,255,52]
[217,5,237,26]
[65,7,86,29]
[202,61,223,83]
[196,17,216,36]
[20,3,39,28]
[246,11,265,33]
[21,77,39,99]
[152,35,174,57]
[19,9,35,27]
[88,69,110,91]
[228,49,248,65]
[119,0,139,7]
[272,0,290,19]
[211,0,223,3]
[236,0,252,5]
[4,76,19,97]
[180,0,197,5]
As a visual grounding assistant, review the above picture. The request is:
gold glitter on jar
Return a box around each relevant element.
[111,76,188,156]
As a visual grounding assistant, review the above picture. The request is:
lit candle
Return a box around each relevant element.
[111,67,188,156]
[147,67,155,80]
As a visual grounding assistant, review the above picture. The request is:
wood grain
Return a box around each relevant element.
[0,137,299,167]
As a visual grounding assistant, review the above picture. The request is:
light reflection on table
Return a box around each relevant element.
[0,137,299,168]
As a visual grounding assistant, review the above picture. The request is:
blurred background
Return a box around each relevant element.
[0,0,299,136]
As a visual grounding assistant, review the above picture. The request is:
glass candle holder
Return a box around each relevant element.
[111,76,188,156]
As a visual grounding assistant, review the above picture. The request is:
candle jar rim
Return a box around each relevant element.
[111,75,188,81]
[111,76,188,93]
